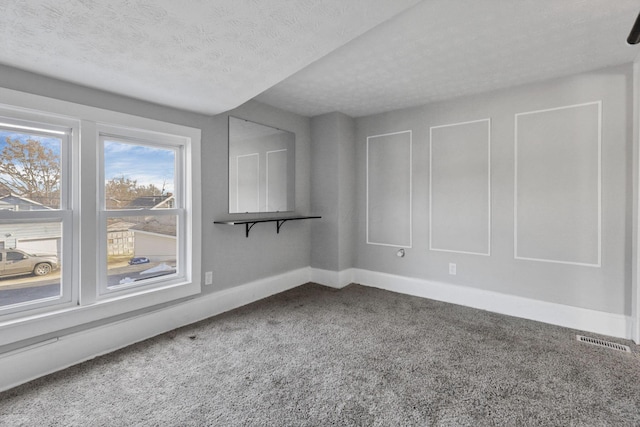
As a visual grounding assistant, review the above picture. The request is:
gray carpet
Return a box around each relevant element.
[1,283,639,426]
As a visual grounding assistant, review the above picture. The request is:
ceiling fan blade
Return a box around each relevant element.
[628,12,640,44]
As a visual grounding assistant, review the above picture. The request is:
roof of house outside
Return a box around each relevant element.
[126,194,174,209]
[107,221,137,232]
[130,216,176,237]
[130,215,176,237]
[0,194,53,211]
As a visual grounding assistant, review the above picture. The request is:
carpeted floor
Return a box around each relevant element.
[1,283,639,426]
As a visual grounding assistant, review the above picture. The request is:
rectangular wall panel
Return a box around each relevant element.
[266,149,288,212]
[366,131,412,247]
[236,153,259,213]
[430,119,491,255]
[515,101,601,266]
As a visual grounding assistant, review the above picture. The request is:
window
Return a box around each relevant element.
[0,117,72,313]
[0,88,201,347]
[98,127,185,296]
[7,252,23,261]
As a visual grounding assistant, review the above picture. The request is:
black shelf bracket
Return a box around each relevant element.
[214,216,321,238]
[245,222,258,238]
[276,219,289,234]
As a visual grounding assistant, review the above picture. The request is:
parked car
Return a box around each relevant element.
[0,249,59,278]
[128,256,150,265]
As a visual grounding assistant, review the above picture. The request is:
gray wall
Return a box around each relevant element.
[354,64,632,315]
[1,60,632,322]
[430,119,490,255]
[0,64,312,293]
[337,113,357,271]
[366,131,413,247]
[310,112,356,271]
[210,101,311,287]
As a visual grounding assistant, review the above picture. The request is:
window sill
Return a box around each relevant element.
[0,278,201,349]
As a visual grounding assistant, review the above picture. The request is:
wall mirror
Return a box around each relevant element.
[228,116,295,213]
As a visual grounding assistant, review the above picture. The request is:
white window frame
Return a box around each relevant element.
[97,126,186,297]
[0,110,78,317]
[0,88,202,348]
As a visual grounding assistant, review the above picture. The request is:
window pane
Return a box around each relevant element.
[106,215,177,288]
[0,221,62,308]
[103,140,176,210]
[0,129,62,210]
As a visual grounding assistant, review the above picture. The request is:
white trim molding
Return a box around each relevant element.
[429,118,491,256]
[265,148,287,211]
[366,130,413,248]
[633,61,640,344]
[352,269,631,341]
[0,267,310,392]
[3,264,635,392]
[236,152,260,213]
[311,267,632,341]
[310,268,355,289]
[514,101,602,268]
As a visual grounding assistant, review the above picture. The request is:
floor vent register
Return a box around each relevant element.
[576,335,631,353]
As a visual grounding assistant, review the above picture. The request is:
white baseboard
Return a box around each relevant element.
[310,267,354,289]
[2,265,633,392]
[0,267,310,393]
[353,269,633,341]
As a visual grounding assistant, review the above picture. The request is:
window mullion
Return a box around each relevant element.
[79,120,98,305]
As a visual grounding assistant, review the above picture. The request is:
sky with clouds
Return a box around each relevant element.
[0,130,61,154]
[0,130,175,194]
[103,140,175,194]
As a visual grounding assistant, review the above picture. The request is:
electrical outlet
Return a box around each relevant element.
[204,271,213,285]
[449,263,456,275]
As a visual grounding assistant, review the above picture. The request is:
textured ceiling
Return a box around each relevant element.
[0,1,639,118]
[0,0,419,115]
[256,0,640,117]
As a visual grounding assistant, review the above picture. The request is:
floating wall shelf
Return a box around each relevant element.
[214,216,321,237]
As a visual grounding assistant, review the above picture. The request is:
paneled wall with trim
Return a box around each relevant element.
[366,131,413,248]
[429,119,491,256]
[355,63,631,317]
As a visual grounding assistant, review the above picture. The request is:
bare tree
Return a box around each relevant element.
[105,176,163,209]
[0,137,165,211]
[0,138,60,208]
